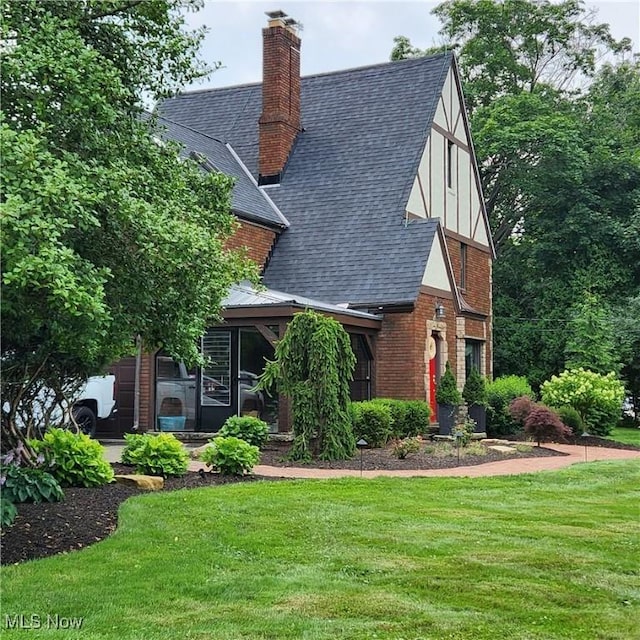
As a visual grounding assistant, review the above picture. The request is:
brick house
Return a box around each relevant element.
[105,12,494,436]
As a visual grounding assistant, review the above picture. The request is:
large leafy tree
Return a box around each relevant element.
[1,1,255,457]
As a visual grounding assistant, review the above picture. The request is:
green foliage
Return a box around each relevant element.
[259,311,356,461]
[218,416,269,449]
[541,369,625,437]
[486,375,535,437]
[122,433,189,477]
[451,409,476,446]
[524,405,572,447]
[402,401,432,436]
[391,437,422,459]
[371,399,431,438]
[612,295,640,427]
[121,433,147,465]
[30,428,113,487]
[554,405,584,436]
[463,367,487,407]
[200,437,260,476]
[1,0,255,461]
[0,464,64,504]
[350,401,393,448]
[565,292,618,374]
[1,497,17,528]
[436,362,462,405]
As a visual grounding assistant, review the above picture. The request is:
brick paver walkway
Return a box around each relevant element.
[187,443,640,479]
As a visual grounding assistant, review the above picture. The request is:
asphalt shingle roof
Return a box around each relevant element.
[158,53,453,306]
[155,116,287,229]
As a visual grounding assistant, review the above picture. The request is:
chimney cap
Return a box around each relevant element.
[265,9,287,19]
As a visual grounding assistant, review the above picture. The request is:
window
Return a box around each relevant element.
[460,242,467,289]
[465,340,482,378]
[350,334,372,401]
[447,139,454,189]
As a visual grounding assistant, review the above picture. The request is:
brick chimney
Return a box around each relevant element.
[259,10,301,185]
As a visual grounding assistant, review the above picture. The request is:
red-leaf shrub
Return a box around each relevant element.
[524,405,572,446]
[509,396,536,427]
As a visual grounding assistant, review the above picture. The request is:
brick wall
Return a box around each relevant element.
[226,220,277,270]
[376,293,454,402]
[446,235,493,378]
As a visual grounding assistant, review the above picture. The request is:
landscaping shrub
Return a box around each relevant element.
[121,433,147,465]
[371,399,408,437]
[402,401,431,436]
[509,396,536,427]
[435,362,462,405]
[0,464,64,504]
[554,405,584,436]
[540,368,625,437]
[373,399,431,438]
[1,498,17,528]
[463,367,487,407]
[524,405,572,447]
[30,428,114,487]
[123,433,189,477]
[200,436,259,475]
[218,415,269,449]
[486,375,535,437]
[391,436,422,459]
[350,401,392,448]
[451,410,476,446]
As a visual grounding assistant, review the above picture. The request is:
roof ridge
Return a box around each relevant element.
[164,51,453,98]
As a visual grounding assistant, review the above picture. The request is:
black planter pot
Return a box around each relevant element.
[468,404,486,433]
[437,404,457,435]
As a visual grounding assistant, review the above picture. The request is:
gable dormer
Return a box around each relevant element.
[405,57,493,253]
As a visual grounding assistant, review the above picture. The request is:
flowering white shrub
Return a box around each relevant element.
[540,368,624,436]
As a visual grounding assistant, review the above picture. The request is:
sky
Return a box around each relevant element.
[181,0,640,91]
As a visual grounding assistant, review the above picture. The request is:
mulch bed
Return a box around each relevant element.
[258,440,566,470]
[2,436,634,567]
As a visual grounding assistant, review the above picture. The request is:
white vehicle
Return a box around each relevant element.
[3,375,116,438]
[70,375,117,437]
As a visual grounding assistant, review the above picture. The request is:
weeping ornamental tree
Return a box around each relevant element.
[259,311,356,462]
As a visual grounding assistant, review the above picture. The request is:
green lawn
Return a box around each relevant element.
[2,461,640,640]
[608,426,640,446]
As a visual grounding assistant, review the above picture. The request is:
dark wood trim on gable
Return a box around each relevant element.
[449,56,496,259]
[444,228,492,254]
[420,285,453,299]
[431,122,469,152]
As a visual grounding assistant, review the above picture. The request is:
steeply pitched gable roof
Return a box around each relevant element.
[159,53,454,306]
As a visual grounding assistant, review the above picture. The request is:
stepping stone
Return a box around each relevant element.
[114,474,164,491]
[488,445,516,453]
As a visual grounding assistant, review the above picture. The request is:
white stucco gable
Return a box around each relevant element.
[405,58,493,254]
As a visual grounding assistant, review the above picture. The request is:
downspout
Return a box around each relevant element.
[133,334,142,431]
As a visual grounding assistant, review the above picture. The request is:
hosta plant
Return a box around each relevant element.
[30,428,114,487]
[200,436,260,475]
[123,433,189,477]
[218,416,269,449]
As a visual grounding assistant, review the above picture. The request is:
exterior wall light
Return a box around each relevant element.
[435,303,446,319]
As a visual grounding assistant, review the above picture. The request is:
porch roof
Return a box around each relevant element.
[222,282,382,325]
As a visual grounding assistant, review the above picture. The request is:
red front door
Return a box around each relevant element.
[428,337,438,422]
